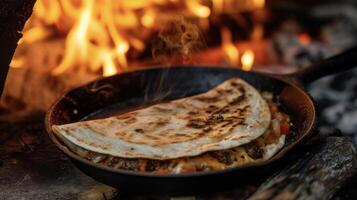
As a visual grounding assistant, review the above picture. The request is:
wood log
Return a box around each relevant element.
[248,137,357,200]
[0,0,36,95]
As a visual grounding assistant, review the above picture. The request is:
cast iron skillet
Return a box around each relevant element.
[46,47,357,196]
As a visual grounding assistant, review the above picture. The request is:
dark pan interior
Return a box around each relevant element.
[46,66,316,195]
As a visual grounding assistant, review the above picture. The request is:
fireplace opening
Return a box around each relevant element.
[3,0,356,112]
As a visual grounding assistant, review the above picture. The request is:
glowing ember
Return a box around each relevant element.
[102,51,118,77]
[241,50,255,71]
[298,33,311,45]
[141,9,156,28]
[186,0,211,18]
[253,0,266,8]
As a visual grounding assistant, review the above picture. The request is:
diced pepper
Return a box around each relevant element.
[270,104,278,114]
[265,131,278,144]
[280,123,290,135]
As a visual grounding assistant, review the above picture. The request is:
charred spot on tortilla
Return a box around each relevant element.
[225,89,233,93]
[195,95,220,103]
[116,114,134,120]
[186,118,206,129]
[124,117,137,124]
[207,114,224,124]
[154,119,169,127]
[203,127,213,132]
[153,105,171,112]
[135,129,144,133]
[205,105,219,114]
[52,77,292,174]
[187,111,199,115]
[229,95,245,105]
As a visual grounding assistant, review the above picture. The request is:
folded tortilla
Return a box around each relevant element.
[53,78,271,160]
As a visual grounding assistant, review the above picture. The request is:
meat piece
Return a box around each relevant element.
[210,151,234,165]
[244,142,263,159]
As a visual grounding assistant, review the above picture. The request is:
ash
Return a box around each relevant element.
[308,69,357,143]
[269,1,357,142]
[307,3,357,142]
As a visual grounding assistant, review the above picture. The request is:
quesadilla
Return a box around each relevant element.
[52,78,291,173]
[53,78,270,159]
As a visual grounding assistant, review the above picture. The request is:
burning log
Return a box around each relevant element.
[248,136,357,200]
[0,0,36,95]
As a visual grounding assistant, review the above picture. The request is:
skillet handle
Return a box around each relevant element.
[292,46,357,86]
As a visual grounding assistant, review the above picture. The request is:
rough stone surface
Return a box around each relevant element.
[0,111,104,200]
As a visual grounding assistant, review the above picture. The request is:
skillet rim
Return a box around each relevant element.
[45,65,316,178]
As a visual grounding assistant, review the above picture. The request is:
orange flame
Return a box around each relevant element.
[34,0,61,24]
[253,0,265,8]
[186,0,211,18]
[20,26,50,44]
[14,0,264,75]
[212,0,224,13]
[221,27,239,66]
[251,24,264,41]
[9,58,25,69]
[52,0,93,75]
[241,50,254,71]
[102,51,118,77]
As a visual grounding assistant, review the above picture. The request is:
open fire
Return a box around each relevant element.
[10,0,265,78]
[7,0,352,111]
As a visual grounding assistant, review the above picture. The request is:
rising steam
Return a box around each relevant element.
[152,17,206,64]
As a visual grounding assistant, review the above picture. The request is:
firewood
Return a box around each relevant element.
[0,0,36,95]
[248,137,357,200]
